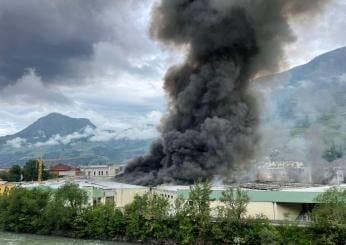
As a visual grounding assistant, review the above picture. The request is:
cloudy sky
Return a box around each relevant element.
[0,0,345,137]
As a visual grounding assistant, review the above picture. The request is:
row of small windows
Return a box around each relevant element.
[87,170,109,176]
[160,193,174,199]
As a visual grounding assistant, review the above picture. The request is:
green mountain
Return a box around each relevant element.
[257,47,346,162]
[0,113,152,167]
[0,113,96,145]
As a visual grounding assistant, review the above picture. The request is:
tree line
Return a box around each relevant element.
[0,180,345,244]
[0,160,51,182]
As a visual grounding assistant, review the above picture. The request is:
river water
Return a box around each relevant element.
[0,232,134,245]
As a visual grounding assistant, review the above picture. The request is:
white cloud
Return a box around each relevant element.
[285,0,346,68]
[0,69,72,105]
[6,137,27,148]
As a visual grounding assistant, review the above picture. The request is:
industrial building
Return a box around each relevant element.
[154,184,344,221]
[2,176,344,221]
[18,179,149,208]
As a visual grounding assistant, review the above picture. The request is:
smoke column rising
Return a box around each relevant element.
[121,0,330,186]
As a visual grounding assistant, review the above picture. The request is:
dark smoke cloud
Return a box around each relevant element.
[120,0,330,186]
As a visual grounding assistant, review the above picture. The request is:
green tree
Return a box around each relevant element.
[0,187,50,233]
[219,187,250,222]
[22,160,38,181]
[0,171,8,181]
[73,204,125,239]
[123,194,149,240]
[8,165,22,182]
[177,179,212,244]
[123,193,172,241]
[142,193,172,240]
[55,183,87,210]
[40,183,87,234]
[312,187,346,226]
[22,160,49,181]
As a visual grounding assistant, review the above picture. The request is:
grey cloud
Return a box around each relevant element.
[0,0,157,89]
[0,69,72,105]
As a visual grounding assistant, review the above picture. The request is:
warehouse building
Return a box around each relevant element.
[154,184,343,221]
[9,177,345,221]
[18,179,149,208]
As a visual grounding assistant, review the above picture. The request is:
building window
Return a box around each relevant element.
[94,171,96,176]
[101,171,103,175]
[106,171,108,176]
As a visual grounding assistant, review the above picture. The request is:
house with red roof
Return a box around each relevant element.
[49,164,80,177]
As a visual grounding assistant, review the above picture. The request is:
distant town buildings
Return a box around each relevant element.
[49,164,81,177]
[79,164,125,178]
[47,163,125,179]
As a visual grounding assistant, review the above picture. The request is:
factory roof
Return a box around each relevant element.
[85,181,147,189]
[176,185,346,203]
[156,185,232,192]
[19,179,146,190]
[79,165,110,168]
[176,189,322,203]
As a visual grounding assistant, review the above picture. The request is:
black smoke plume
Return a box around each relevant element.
[120,0,329,186]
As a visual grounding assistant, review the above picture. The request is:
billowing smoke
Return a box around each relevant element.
[120,0,330,186]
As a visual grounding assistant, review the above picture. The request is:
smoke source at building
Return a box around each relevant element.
[119,0,329,186]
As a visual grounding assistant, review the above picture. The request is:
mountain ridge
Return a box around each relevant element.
[0,113,152,166]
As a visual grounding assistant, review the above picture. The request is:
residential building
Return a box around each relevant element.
[80,164,125,178]
[49,164,81,177]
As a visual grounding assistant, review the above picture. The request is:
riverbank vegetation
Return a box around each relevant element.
[0,181,345,244]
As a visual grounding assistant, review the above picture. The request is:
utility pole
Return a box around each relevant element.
[37,159,43,183]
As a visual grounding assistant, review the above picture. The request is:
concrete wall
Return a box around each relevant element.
[114,187,149,208]
[208,201,276,220]
[247,202,276,220]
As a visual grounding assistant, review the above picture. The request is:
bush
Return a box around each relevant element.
[73,204,125,239]
[0,187,50,233]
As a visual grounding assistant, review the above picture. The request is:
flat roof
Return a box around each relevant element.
[175,186,346,203]
[18,179,146,190]
[176,189,323,203]
[87,181,147,189]
[79,165,110,168]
